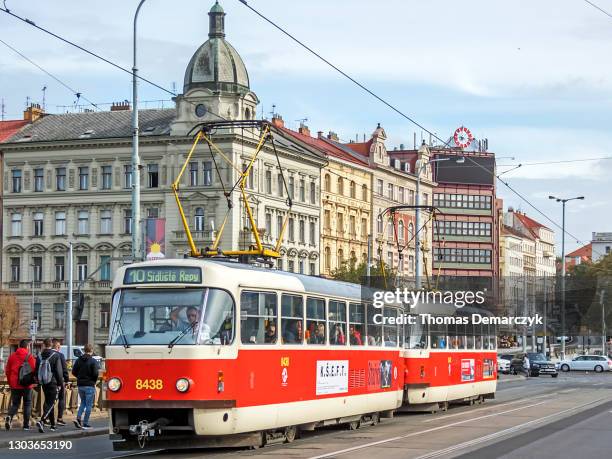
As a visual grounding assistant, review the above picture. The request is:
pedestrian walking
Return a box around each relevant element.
[4,339,36,431]
[35,338,64,433]
[72,344,99,430]
[51,339,69,426]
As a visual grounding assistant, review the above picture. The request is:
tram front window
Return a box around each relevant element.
[109,288,234,346]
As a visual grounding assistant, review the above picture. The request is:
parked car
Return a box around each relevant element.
[558,355,612,372]
[58,345,103,364]
[510,352,558,377]
[497,354,513,374]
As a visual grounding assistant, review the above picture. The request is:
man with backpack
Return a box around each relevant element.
[72,343,99,430]
[4,339,36,430]
[35,338,64,432]
[52,339,69,426]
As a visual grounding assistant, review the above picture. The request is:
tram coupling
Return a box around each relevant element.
[129,418,170,448]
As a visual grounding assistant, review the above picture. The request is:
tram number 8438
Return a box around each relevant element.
[135,379,164,390]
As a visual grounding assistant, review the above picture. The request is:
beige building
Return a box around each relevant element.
[0,2,325,353]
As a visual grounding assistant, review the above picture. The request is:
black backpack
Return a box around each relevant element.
[18,352,35,386]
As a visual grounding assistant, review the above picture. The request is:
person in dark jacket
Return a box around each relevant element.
[4,339,36,430]
[72,343,99,430]
[52,339,68,426]
[35,338,64,433]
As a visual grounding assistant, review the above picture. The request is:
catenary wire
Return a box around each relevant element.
[582,0,612,19]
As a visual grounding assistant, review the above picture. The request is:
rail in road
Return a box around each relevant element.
[5,373,612,459]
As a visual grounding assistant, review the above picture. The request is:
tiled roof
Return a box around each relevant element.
[0,120,29,142]
[566,242,592,259]
[345,140,372,156]
[501,224,526,239]
[4,109,175,144]
[514,212,550,233]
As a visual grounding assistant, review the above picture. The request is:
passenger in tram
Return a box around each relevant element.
[331,324,345,345]
[349,325,362,345]
[264,323,277,343]
[367,335,377,346]
[158,308,182,332]
[438,337,446,349]
[310,323,325,344]
[283,320,303,344]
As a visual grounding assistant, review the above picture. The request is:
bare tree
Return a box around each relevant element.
[0,291,26,368]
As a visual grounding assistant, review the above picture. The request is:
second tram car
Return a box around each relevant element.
[104,259,497,450]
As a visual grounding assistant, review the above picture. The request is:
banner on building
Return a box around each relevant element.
[145,218,166,260]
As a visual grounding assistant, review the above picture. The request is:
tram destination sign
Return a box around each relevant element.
[124,266,202,285]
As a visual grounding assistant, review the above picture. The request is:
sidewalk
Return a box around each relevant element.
[0,417,108,447]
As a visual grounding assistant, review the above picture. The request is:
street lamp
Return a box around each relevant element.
[549,194,584,359]
[131,0,147,262]
[415,148,464,289]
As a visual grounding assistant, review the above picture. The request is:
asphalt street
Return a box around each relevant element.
[2,372,612,459]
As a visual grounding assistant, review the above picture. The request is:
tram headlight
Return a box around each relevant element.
[107,377,122,392]
[176,378,191,393]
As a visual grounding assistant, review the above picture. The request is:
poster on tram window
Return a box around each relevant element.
[316,360,349,395]
[461,358,475,382]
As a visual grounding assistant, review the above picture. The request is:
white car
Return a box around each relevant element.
[558,355,612,372]
[498,359,510,373]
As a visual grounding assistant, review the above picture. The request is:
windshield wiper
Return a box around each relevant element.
[168,323,196,351]
[111,315,130,352]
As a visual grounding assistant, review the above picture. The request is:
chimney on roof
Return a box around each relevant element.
[298,123,310,137]
[317,131,323,139]
[23,103,44,122]
[111,101,131,111]
[400,143,404,150]
[327,131,339,141]
[271,113,284,128]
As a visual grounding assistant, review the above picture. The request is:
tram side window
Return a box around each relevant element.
[430,322,447,349]
[329,300,347,345]
[306,297,326,344]
[407,321,428,349]
[366,305,382,346]
[348,303,365,346]
[240,291,277,344]
[465,322,475,349]
[199,289,235,345]
[383,308,399,347]
[450,323,466,349]
[474,323,483,349]
[281,294,304,344]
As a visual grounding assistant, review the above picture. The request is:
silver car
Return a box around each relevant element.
[558,355,612,372]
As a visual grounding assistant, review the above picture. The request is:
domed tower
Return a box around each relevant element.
[172,2,259,135]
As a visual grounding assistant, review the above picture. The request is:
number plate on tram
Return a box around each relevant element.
[124,266,202,285]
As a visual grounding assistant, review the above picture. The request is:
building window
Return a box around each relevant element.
[265,170,272,194]
[409,189,415,205]
[102,165,112,190]
[310,262,316,275]
[148,164,159,188]
[34,168,44,192]
[337,213,344,235]
[56,167,66,191]
[388,183,394,200]
[434,248,492,264]
[11,213,22,237]
[203,161,213,186]
[54,256,65,282]
[100,255,111,281]
[12,169,22,193]
[324,210,331,229]
[189,162,198,186]
[54,303,65,329]
[10,257,20,282]
[387,251,393,269]
[398,220,404,241]
[310,181,316,204]
[299,179,305,202]
[79,166,89,190]
[377,214,383,233]
[324,247,331,271]
[298,260,304,274]
[78,210,89,234]
[288,217,295,242]
[33,303,42,328]
[100,303,110,329]
[194,207,205,231]
[337,249,344,267]
[309,221,315,245]
[124,209,132,234]
[147,207,159,218]
[408,223,414,241]
[77,256,88,281]
[299,220,305,243]
[33,212,44,237]
[337,177,344,196]
[55,211,66,236]
[100,210,112,234]
[350,215,356,236]
[361,218,367,238]
[362,184,368,202]
[124,165,132,189]
[324,174,331,191]
[399,187,405,203]
[377,179,383,196]
[32,257,42,282]
[350,181,356,199]
[387,220,394,239]
[288,260,295,273]
[288,176,295,200]
[277,173,284,197]
[277,215,283,240]
[265,213,272,235]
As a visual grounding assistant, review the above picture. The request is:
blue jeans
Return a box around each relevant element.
[77,386,96,425]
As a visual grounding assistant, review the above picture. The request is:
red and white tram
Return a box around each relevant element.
[104,259,497,450]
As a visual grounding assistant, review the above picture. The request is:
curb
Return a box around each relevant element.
[0,427,107,447]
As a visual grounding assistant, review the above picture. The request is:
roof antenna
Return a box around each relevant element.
[42,86,47,112]
[1,98,5,121]
[270,104,276,119]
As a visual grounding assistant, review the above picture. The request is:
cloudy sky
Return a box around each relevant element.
[1,0,611,254]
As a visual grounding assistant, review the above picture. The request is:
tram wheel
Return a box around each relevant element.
[284,426,298,443]
[349,419,361,430]
[441,401,449,411]
[371,413,380,426]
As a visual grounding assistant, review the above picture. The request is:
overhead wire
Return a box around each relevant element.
[0,37,99,110]
[582,0,612,19]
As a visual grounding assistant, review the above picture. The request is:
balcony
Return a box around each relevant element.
[172,230,216,243]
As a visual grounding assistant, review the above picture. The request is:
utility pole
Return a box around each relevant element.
[66,242,74,366]
[366,234,372,279]
[131,0,147,262]
[522,274,527,352]
[601,290,606,356]
[543,274,547,356]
